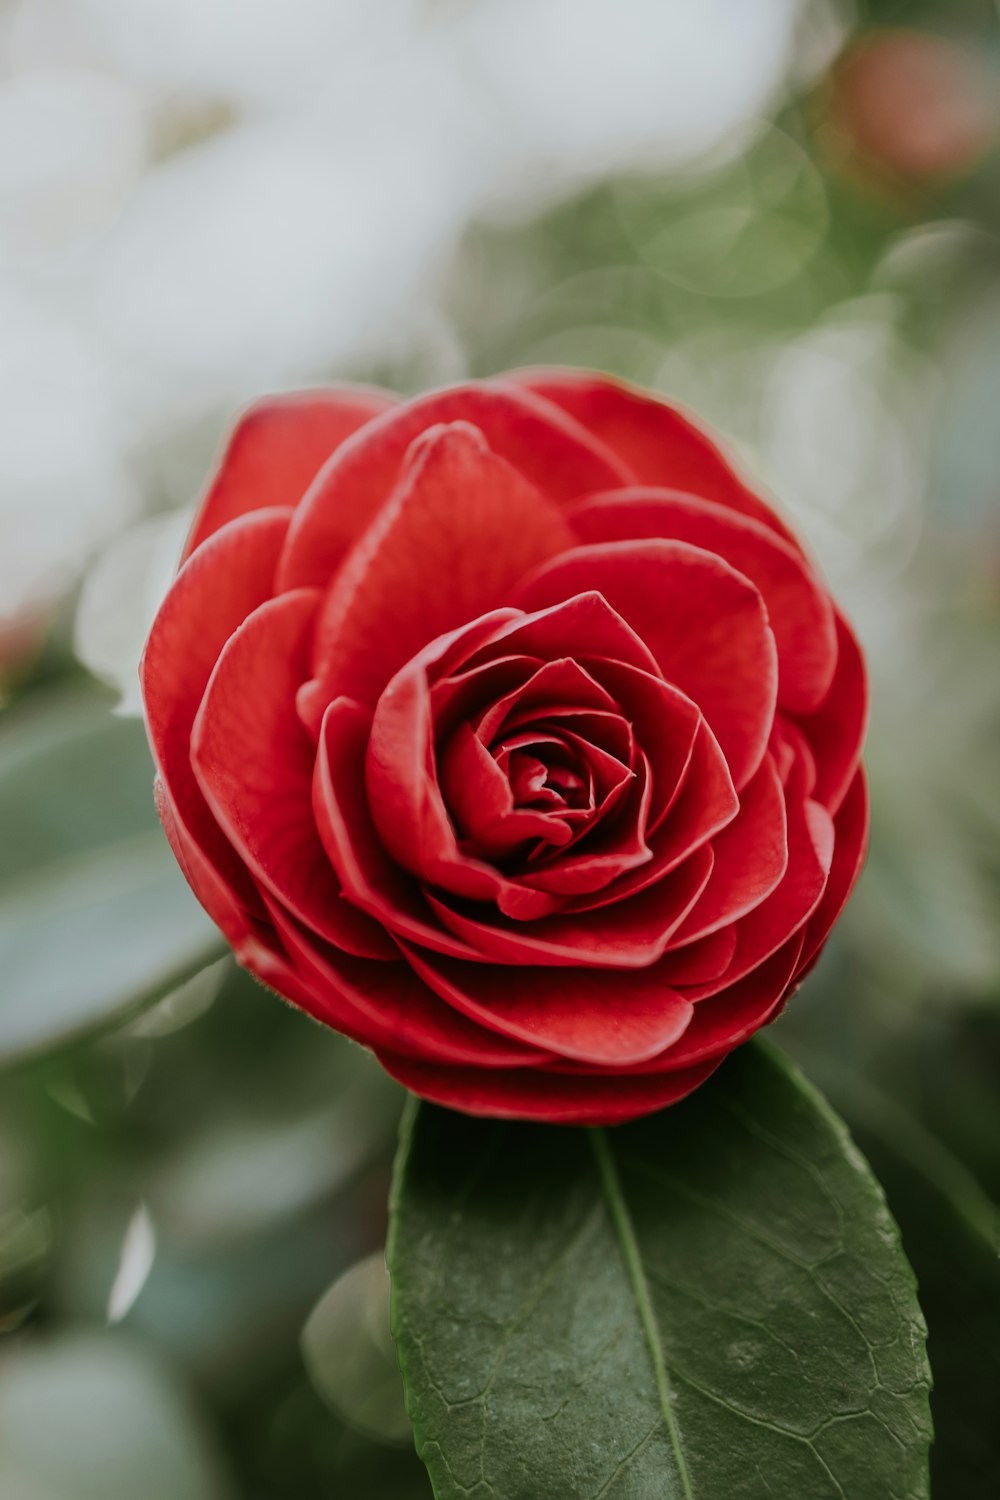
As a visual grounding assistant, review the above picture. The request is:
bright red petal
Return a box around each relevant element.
[297,422,576,727]
[797,768,869,975]
[795,612,868,813]
[669,756,788,945]
[142,508,293,923]
[182,386,394,563]
[572,489,837,714]
[277,379,631,591]
[512,368,800,546]
[682,773,834,997]
[314,697,488,962]
[191,590,393,959]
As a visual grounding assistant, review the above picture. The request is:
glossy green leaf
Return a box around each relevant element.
[788,1044,1000,1498]
[388,1041,932,1500]
[0,693,222,1065]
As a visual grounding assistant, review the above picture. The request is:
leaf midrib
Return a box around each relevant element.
[588,1127,695,1500]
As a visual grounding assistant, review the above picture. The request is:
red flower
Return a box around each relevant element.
[141,371,867,1125]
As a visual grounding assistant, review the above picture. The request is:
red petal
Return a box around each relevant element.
[583,936,804,1077]
[566,722,738,913]
[182,387,394,563]
[586,659,700,828]
[297,422,576,727]
[572,489,837,714]
[669,755,788,945]
[472,656,619,744]
[440,725,575,855]
[794,612,868,813]
[682,773,834,997]
[456,591,664,682]
[154,776,257,948]
[641,719,738,859]
[191,589,394,959]
[372,1048,720,1125]
[797,768,868,976]
[656,927,738,986]
[278,379,631,591]
[365,652,572,916]
[516,540,778,789]
[314,696,489,962]
[142,509,293,923]
[513,368,800,546]
[401,944,694,1066]
[426,844,714,968]
[264,900,550,1068]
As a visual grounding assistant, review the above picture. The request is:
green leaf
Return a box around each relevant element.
[788,1045,1000,1498]
[302,1250,413,1447]
[0,692,222,1066]
[388,1040,932,1500]
[0,1328,234,1499]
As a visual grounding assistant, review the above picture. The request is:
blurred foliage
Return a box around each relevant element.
[2,0,1000,1494]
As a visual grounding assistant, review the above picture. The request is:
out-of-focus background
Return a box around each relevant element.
[1,1,998,1495]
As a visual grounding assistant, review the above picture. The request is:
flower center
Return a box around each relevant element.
[504,744,590,812]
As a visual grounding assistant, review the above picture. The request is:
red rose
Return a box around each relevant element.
[141,371,867,1125]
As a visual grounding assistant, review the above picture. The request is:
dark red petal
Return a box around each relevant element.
[795,612,868,813]
[669,755,788,946]
[560,720,740,918]
[440,725,574,855]
[567,659,696,829]
[372,1047,721,1125]
[640,720,738,860]
[516,541,778,790]
[191,589,394,959]
[142,508,293,923]
[572,489,837,714]
[656,927,738,986]
[277,379,632,591]
[472,656,619,744]
[513,368,800,546]
[797,768,869,976]
[264,899,550,1069]
[657,936,804,1070]
[426,844,714,968]
[365,652,570,916]
[681,773,834,998]
[567,723,738,914]
[366,650,627,891]
[401,944,693,1066]
[297,422,576,727]
[575,936,804,1078]
[314,697,488,961]
[770,716,817,796]
[513,744,650,898]
[182,387,394,563]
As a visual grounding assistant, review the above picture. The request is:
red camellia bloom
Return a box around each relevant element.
[141,371,867,1125]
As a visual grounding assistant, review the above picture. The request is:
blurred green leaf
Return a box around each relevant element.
[0,693,221,1066]
[389,1041,931,1500]
[302,1250,412,1447]
[0,1329,234,1500]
